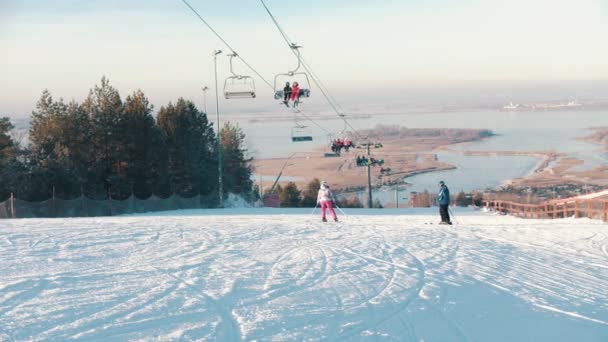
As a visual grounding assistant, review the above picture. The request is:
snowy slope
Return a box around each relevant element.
[0,208,607,341]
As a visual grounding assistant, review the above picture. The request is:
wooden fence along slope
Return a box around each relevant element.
[485,198,608,222]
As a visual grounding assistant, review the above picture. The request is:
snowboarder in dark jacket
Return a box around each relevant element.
[437,181,452,224]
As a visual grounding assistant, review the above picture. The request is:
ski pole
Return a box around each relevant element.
[334,203,348,217]
[448,207,459,225]
[311,203,318,215]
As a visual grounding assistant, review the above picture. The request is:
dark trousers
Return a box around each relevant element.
[439,204,450,223]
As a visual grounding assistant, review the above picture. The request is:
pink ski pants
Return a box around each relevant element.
[320,200,337,220]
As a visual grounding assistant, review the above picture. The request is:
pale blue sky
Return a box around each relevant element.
[1,0,607,117]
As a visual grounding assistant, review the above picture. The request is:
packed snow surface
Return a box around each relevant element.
[1,208,607,341]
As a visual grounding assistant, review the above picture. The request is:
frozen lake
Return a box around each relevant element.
[231,109,608,202]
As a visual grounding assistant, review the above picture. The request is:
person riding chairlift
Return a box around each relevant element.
[331,139,339,153]
[336,138,343,149]
[290,82,301,107]
[343,138,352,152]
[330,138,345,154]
[283,82,292,107]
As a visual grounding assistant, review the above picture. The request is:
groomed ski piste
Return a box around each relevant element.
[1,208,607,341]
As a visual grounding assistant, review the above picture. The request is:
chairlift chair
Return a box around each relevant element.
[273,44,311,102]
[356,155,370,167]
[291,124,313,142]
[224,76,256,99]
[224,52,256,99]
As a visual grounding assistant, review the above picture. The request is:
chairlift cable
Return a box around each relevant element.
[179,0,330,135]
[258,0,342,114]
[258,0,367,141]
[297,55,367,140]
[298,55,346,113]
[295,111,331,134]
[180,0,274,90]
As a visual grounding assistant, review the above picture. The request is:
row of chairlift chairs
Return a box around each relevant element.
[222,47,313,143]
[221,48,388,171]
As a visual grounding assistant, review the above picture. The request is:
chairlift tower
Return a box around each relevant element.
[360,138,382,208]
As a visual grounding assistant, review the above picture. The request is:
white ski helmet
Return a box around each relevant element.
[320,181,329,189]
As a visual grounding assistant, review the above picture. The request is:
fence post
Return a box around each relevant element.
[604,201,608,222]
[52,186,56,218]
[563,202,567,218]
[108,188,113,216]
[10,192,15,219]
[81,186,86,217]
[574,200,580,218]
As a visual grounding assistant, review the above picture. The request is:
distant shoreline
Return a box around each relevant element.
[253,126,494,193]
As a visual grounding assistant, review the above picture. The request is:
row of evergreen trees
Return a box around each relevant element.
[0,77,254,202]
[274,179,367,208]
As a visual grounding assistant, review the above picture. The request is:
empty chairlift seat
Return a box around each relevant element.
[223,52,256,99]
[291,125,313,142]
[224,76,256,99]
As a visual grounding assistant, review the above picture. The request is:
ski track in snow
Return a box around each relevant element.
[0,210,607,341]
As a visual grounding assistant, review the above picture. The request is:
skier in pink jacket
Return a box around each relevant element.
[317,181,338,222]
[290,82,301,107]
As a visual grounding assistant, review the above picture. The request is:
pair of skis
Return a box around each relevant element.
[281,100,301,112]
[311,203,347,222]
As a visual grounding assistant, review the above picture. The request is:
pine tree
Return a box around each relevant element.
[372,198,384,208]
[335,195,364,208]
[300,178,321,207]
[278,182,301,207]
[29,90,68,164]
[29,92,90,199]
[220,122,253,198]
[0,117,16,201]
[346,196,364,208]
[455,191,468,206]
[0,117,14,159]
[157,98,216,197]
[472,192,484,207]
[1,116,50,201]
[82,77,124,198]
[119,90,163,198]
